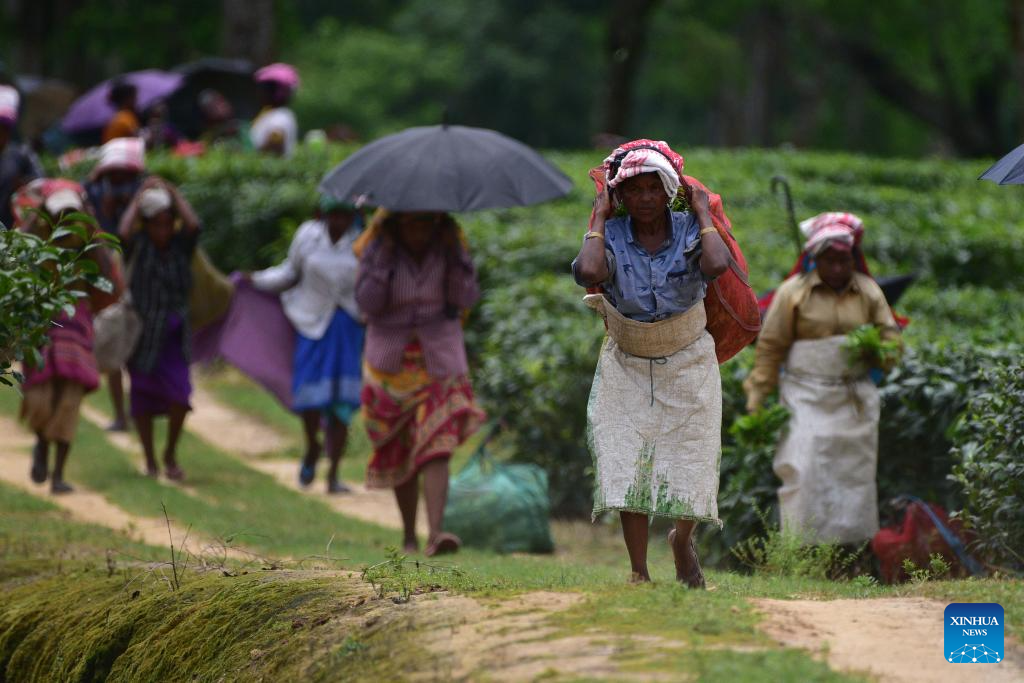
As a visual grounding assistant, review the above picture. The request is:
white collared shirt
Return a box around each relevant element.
[252,219,360,340]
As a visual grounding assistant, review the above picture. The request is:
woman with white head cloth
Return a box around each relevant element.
[744,212,902,548]
[84,137,146,432]
[118,177,200,480]
[0,85,43,230]
[18,181,99,494]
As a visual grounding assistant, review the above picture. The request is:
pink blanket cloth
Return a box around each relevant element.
[192,273,295,410]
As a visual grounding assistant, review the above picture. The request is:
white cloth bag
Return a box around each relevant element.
[774,335,880,544]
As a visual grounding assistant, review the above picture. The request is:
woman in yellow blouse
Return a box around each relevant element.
[744,212,901,546]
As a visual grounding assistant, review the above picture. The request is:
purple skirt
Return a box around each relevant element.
[129,313,192,417]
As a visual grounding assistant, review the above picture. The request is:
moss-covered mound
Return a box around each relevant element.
[0,566,411,681]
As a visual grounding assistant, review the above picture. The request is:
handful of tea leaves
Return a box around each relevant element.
[843,324,901,369]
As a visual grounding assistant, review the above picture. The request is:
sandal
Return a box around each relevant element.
[668,529,706,590]
[425,532,461,557]
[50,480,74,495]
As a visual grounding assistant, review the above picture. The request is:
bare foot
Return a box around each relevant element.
[107,418,128,433]
[668,529,706,589]
[164,464,186,482]
[628,571,651,584]
[50,480,74,495]
[402,539,419,555]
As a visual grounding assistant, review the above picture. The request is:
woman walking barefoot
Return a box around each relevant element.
[119,178,200,480]
[573,141,730,586]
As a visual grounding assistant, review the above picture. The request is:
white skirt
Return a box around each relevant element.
[775,336,880,544]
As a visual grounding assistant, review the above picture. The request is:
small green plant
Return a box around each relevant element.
[849,574,878,589]
[901,553,952,584]
[337,636,367,658]
[732,512,866,580]
[361,548,465,604]
[843,324,901,370]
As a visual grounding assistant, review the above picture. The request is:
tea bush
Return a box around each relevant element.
[45,144,1024,534]
[949,359,1024,570]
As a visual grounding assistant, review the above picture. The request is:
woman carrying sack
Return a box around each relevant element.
[572,140,731,587]
[118,177,200,481]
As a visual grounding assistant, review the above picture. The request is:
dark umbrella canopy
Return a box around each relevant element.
[319,125,573,212]
[979,142,1024,184]
[167,58,259,138]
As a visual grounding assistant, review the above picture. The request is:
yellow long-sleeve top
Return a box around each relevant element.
[743,270,901,412]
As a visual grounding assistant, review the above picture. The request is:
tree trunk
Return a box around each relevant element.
[814,18,1004,156]
[1009,0,1024,141]
[603,0,662,136]
[221,0,276,66]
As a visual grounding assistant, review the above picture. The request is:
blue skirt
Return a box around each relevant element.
[292,309,364,422]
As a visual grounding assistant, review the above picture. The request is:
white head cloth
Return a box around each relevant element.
[604,144,681,200]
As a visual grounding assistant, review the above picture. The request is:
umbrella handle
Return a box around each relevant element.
[770,175,802,255]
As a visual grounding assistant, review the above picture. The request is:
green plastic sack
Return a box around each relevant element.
[443,432,554,554]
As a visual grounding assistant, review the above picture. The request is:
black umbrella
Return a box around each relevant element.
[166,57,259,139]
[979,142,1024,184]
[319,124,573,212]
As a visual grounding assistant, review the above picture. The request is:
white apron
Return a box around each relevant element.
[586,299,722,524]
[774,335,879,544]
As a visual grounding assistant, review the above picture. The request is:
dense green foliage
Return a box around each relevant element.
[950,359,1024,570]
[0,217,114,385]
[49,144,1024,539]
[8,1,1021,155]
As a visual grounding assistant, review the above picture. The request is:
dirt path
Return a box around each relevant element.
[0,414,249,561]
[188,387,426,536]
[756,598,1024,683]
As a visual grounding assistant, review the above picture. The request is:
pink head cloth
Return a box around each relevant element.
[254,63,300,91]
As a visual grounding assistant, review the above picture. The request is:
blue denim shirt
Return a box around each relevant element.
[573,211,707,322]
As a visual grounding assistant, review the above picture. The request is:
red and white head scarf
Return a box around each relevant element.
[603,139,683,201]
[800,211,864,256]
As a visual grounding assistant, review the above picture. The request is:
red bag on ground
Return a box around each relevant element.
[871,499,975,584]
[586,141,760,363]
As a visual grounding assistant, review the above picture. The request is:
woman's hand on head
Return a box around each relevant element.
[593,186,612,222]
[683,181,711,220]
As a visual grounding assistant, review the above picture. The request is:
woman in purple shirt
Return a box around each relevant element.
[355,210,485,557]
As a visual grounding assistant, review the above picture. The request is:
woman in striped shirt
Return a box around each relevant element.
[355,210,485,557]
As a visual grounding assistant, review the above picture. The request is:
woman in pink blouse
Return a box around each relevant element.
[354,210,485,557]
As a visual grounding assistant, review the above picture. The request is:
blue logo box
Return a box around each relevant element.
[944,603,1004,664]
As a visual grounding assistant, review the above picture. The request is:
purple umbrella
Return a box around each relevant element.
[61,69,184,134]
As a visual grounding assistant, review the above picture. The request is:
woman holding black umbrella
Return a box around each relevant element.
[354,210,486,557]
[321,123,572,555]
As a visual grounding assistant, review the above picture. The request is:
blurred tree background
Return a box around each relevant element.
[2,0,1022,157]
